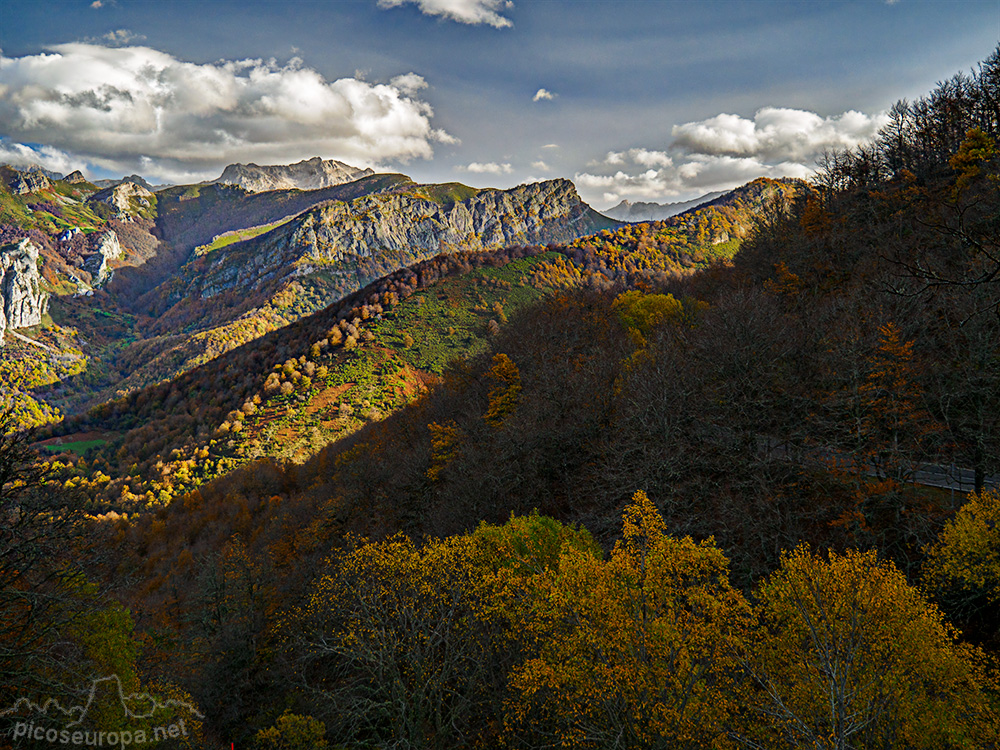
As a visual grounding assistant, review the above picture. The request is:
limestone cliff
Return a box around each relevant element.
[4,168,52,195]
[190,178,615,300]
[82,230,124,285]
[213,157,374,193]
[0,238,47,345]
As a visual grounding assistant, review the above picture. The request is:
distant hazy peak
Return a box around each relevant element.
[213,157,375,194]
[603,191,727,222]
[94,174,157,191]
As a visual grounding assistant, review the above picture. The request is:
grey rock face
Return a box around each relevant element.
[64,170,88,184]
[193,178,609,299]
[88,181,155,215]
[82,230,123,285]
[5,169,52,195]
[214,157,374,193]
[0,238,47,345]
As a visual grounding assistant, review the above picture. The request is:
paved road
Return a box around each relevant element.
[760,438,998,495]
[910,462,999,493]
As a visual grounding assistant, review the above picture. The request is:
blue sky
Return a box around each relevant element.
[1,0,997,208]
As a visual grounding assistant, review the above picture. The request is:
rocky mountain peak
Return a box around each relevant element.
[213,157,375,193]
[87,181,155,218]
[4,168,52,195]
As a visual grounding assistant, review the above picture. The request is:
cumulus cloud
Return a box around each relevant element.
[602,148,672,169]
[377,0,513,28]
[461,161,513,174]
[580,106,885,206]
[0,43,453,183]
[672,107,886,162]
[89,29,146,46]
[0,141,81,176]
[532,88,555,102]
[577,157,813,206]
[531,160,549,171]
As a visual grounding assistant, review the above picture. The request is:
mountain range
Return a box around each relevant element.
[0,153,804,504]
[0,159,626,423]
[603,191,726,221]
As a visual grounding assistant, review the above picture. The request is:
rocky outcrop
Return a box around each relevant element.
[88,181,154,217]
[94,174,156,191]
[5,168,52,195]
[604,192,726,222]
[0,238,47,346]
[192,178,616,299]
[64,170,88,184]
[214,157,374,193]
[82,230,123,285]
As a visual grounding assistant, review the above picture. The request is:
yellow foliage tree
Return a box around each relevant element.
[923,489,1000,622]
[735,546,997,749]
[506,491,748,749]
[612,291,684,348]
[299,515,597,749]
[426,420,462,481]
[255,711,327,750]
[483,353,522,428]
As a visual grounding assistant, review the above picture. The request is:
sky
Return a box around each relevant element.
[0,0,998,209]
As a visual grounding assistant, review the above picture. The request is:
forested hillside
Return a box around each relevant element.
[3,45,1000,750]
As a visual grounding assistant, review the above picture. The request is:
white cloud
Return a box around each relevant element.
[461,161,513,174]
[432,128,461,146]
[601,148,671,168]
[672,107,887,163]
[377,0,513,28]
[577,156,813,206]
[0,43,453,183]
[90,0,104,7]
[89,29,147,46]
[531,160,549,171]
[0,141,81,176]
[532,88,555,102]
[541,143,559,149]
[580,106,885,206]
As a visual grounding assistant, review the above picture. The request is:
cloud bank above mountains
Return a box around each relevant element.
[577,107,888,204]
[0,40,887,202]
[0,43,454,183]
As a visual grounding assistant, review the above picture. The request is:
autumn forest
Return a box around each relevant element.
[3,43,1000,750]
